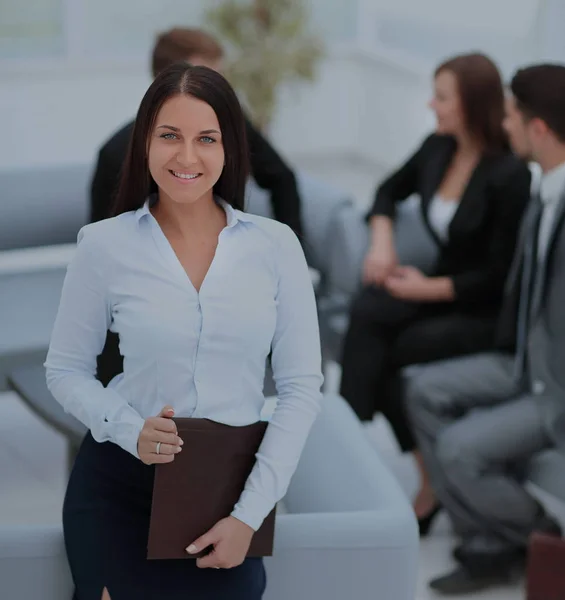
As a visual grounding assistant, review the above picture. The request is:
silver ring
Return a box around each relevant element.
[156,442,161,455]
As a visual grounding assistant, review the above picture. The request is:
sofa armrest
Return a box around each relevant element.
[244,173,354,278]
[0,524,66,559]
[0,524,73,600]
[325,204,368,297]
[0,244,75,276]
[267,511,418,600]
[274,510,417,550]
[0,246,73,356]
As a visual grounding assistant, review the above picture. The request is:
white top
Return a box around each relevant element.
[538,160,565,262]
[44,198,324,531]
[427,193,459,242]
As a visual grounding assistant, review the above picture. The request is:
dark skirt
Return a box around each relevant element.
[64,432,266,600]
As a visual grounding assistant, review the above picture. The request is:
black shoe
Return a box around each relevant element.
[452,543,527,571]
[429,565,515,595]
[452,516,562,562]
[418,503,441,537]
[453,543,526,566]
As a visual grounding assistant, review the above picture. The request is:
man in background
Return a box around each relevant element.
[406,63,565,594]
[90,27,304,241]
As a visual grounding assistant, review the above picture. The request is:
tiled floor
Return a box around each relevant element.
[0,384,524,599]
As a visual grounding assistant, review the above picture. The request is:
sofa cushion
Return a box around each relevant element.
[0,164,91,250]
[325,196,439,297]
[245,173,353,276]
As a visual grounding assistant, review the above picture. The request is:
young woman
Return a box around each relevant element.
[339,53,531,532]
[45,63,323,600]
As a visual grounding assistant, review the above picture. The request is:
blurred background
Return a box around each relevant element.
[2,2,565,599]
[2,0,563,195]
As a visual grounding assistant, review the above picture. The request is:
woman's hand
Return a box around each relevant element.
[363,241,398,286]
[385,267,454,302]
[137,405,183,465]
[186,516,255,569]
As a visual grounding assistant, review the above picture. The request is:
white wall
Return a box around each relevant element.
[365,0,542,78]
[536,0,565,62]
[0,0,555,176]
[0,66,150,169]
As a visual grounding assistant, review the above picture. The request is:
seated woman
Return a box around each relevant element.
[339,53,531,532]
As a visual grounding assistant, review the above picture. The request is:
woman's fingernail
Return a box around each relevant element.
[175,447,182,453]
[186,544,197,554]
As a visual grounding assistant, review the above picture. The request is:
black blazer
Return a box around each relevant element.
[90,114,304,239]
[366,133,531,313]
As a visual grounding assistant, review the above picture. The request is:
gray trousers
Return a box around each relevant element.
[405,352,553,548]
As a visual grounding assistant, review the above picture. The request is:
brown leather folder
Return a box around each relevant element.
[526,532,565,600]
[147,418,276,560]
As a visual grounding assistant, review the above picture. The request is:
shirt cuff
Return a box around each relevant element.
[105,406,146,459]
[230,489,275,532]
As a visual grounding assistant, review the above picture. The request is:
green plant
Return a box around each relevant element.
[206,0,324,129]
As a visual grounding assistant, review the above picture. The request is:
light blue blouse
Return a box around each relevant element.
[45,198,324,531]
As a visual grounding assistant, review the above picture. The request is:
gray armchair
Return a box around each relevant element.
[318,195,439,363]
[245,171,354,288]
[0,394,419,600]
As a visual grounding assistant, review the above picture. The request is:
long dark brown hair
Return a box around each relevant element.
[112,62,249,217]
[435,53,508,153]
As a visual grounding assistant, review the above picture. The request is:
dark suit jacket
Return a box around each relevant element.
[366,133,531,314]
[496,178,565,445]
[90,115,304,239]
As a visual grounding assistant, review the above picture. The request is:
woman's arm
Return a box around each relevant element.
[450,160,532,306]
[366,133,436,222]
[45,225,146,457]
[364,135,438,285]
[230,225,323,531]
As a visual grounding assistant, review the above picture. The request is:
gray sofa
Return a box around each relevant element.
[2,158,563,571]
[0,394,419,600]
[317,195,440,363]
[0,163,421,597]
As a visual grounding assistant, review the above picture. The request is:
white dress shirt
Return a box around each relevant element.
[45,197,324,531]
[538,161,565,262]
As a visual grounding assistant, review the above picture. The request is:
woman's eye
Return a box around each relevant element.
[200,136,215,144]
[160,133,177,140]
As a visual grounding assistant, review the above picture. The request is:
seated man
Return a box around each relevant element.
[405,63,565,595]
[91,27,305,386]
